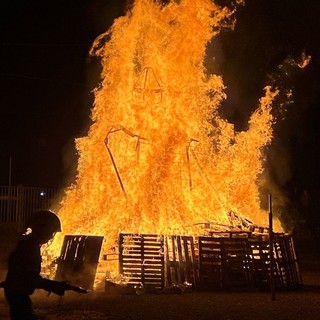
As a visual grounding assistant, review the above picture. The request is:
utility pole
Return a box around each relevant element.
[269,194,276,300]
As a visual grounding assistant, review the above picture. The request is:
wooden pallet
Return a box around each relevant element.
[118,233,164,289]
[273,234,302,288]
[197,236,253,289]
[247,239,270,288]
[164,235,198,288]
[55,235,103,289]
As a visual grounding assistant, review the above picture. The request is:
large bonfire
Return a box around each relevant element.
[53,0,282,255]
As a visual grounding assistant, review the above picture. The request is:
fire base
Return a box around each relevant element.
[117,232,302,291]
[54,232,302,292]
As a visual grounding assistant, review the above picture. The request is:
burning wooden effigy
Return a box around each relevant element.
[48,0,303,294]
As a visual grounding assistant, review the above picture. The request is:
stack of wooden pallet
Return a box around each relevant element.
[53,232,302,292]
[117,232,302,291]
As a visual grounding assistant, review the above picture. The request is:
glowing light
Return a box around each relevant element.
[52,0,282,267]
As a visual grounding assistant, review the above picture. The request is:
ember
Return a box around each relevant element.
[51,0,285,282]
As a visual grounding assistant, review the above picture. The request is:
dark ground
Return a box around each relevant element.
[1,287,320,320]
[1,284,320,320]
[0,240,319,320]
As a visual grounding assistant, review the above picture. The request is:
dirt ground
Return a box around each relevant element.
[1,285,320,320]
[1,242,320,320]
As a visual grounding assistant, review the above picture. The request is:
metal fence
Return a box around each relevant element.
[0,185,57,231]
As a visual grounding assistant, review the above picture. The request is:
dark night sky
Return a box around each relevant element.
[0,0,127,187]
[1,0,320,225]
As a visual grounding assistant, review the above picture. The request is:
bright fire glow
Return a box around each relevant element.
[54,0,281,256]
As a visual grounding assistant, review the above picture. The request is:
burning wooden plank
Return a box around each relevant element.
[55,235,103,290]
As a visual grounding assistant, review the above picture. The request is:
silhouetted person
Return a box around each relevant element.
[2,210,72,320]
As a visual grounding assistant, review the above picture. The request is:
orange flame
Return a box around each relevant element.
[53,0,281,256]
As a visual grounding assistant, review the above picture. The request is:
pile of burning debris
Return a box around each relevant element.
[190,211,270,236]
[51,211,301,295]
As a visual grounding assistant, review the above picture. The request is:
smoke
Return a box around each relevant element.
[261,52,312,232]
